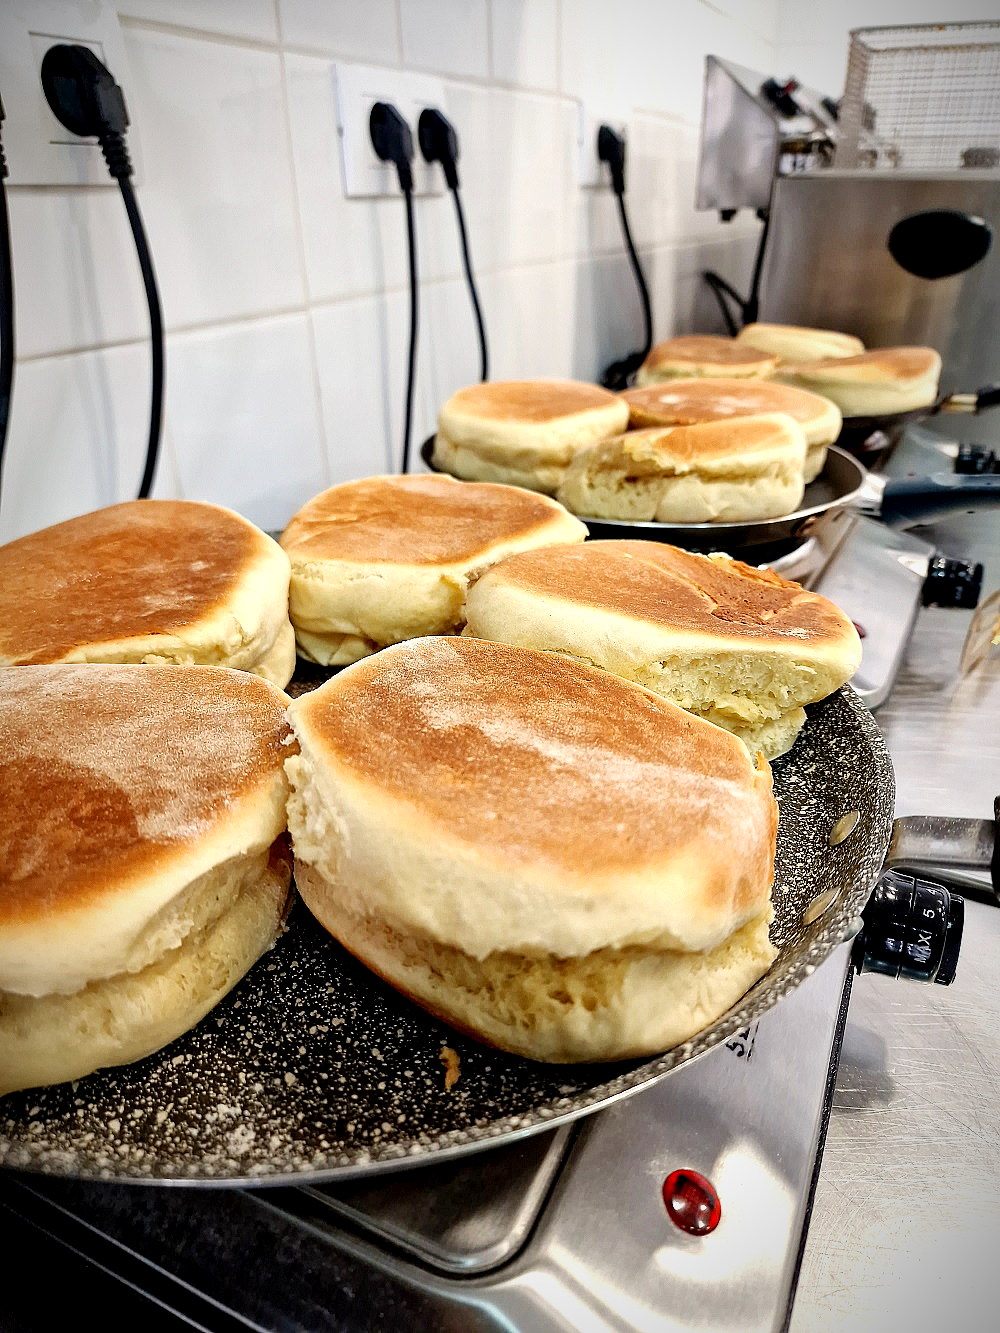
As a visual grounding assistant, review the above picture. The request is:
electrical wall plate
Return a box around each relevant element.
[333,63,446,199]
[0,0,142,187]
[576,102,628,188]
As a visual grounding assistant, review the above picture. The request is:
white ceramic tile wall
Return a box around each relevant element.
[399,0,491,80]
[164,314,327,532]
[3,0,885,544]
[490,0,559,91]
[2,343,157,541]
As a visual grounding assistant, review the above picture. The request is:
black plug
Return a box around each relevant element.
[0,91,7,180]
[418,106,488,383]
[370,102,419,471]
[597,124,626,195]
[41,44,132,179]
[40,43,162,500]
[370,102,414,192]
[418,108,459,189]
[595,122,653,387]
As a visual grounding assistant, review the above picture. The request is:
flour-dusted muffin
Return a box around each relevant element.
[279,474,586,666]
[284,636,779,1063]
[432,379,629,493]
[0,665,294,1096]
[0,500,295,686]
[465,540,862,760]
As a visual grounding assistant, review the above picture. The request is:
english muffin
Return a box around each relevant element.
[285,636,779,1063]
[0,500,295,687]
[432,379,629,494]
[635,335,778,385]
[0,664,293,1096]
[737,323,865,363]
[556,414,807,523]
[623,377,843,482]
[279,474,586,666]
[464,540,862,759]
[776,347,941,417]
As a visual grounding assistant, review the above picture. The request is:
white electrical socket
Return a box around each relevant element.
[576,102,627,189]
[333,63,447,199]
[0,0,142,187]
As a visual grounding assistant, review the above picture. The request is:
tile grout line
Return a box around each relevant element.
[394,0,406,67]
[118,14,703,127]
[555,0,563,101]
[485,0,495,81]
[274,11,334,488]
[13,234,742,366]
[117,14,278,52]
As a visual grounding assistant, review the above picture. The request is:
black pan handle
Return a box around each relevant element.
[879,472,1000,522]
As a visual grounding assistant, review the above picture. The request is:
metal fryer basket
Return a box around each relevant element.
[836,21,1000,172]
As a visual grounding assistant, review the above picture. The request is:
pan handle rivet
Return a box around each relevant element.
[829,810,861,846]
[803,886,840,924]
[842,915,865,943]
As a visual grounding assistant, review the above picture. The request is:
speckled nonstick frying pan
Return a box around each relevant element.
[0,677,894,1186]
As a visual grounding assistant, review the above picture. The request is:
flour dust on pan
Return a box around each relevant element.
[0,687,893,1185]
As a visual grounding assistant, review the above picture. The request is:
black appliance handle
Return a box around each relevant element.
[887,209,993,280]
[879,472,1000,522]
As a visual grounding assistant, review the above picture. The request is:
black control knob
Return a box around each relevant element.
[853,871,964,985]
[921,555,984,608]
[955,444,997,475]
[761,77,801,117]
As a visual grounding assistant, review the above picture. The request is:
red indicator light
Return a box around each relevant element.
[662,1169,721,1235]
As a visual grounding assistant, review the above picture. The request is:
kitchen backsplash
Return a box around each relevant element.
[2,0,981,541]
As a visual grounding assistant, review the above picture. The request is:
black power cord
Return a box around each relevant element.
[370,102,418,475]
[40,44,163,500]
[597,125,653,391]
[702,207,771,333]
[0,94,14,517]
[418,108,488,383]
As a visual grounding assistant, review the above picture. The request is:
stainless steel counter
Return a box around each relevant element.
[789,429,1000,1332]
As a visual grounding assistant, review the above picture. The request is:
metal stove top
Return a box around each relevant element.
[1,947,853,1333]
[2,425,996,1332]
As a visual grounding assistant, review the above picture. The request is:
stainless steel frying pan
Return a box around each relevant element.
[421,438,1000,557]
[837,385,1000,455]
[0,685,894,1186]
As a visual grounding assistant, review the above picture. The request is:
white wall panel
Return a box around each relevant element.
[120,27,305,328]
[0,342,154,542]
[165,315,327,530]
[279,0,401,62]
[399,0,490,79]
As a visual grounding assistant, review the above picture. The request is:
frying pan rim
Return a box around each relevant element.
[419,436,869,546]
[0,687,894,1189]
